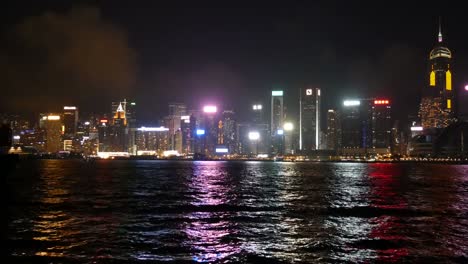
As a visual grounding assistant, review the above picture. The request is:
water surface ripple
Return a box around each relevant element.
[6,160,468,263]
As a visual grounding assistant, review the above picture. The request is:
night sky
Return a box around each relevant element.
[2,1,468,125]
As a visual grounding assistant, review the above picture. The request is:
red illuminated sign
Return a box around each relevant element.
[374,100,390,105]
[100,119,108,123]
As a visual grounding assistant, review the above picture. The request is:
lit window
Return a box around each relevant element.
[430,71,435,86]
[446,70,452,90]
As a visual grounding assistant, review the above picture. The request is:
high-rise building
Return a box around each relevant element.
[271,90,284,136]
[165,103,187,151]
[111,102,128,152]
[97,118,111,152]
[252,103,264,123]
[42,114,62,153]
[283,122,295,154]
[271,90,284,155]
[109,99,137,153]
[202,105,219,156]
[180,115,192,154]
[136,127,170,156]
[341,100,362,149]
[326,109,338,150]
[341,99,393,155]
[299,87,321,151]
[419,19,455,129]
[112,101,127,125]
[62,106,78,139]
[126,100,137,128]
[222,110,236,154]
[236,122,250,155]
[371,99,392,149]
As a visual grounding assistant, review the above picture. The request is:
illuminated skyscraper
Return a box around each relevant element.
[136,127,170,156]
[126,101,137,128]
[271,90,284,155]
[326,109,338,150]
[252,103,264,123]
[222,110,236,154]
[109,101,128,152]
[271,90,284,136]
[341,99,393,155]
[42,114,62,153]
[248,103,268,155]
[419,19,455,129]
[62,106,78,139]
[201,105,219,156]
[109,99,137,153]
[299,87,321,151]
[112,100,127,125]
[165,102,187,151]
[97,118,111,152]
[341,100,362,149]
[371,99,392,149]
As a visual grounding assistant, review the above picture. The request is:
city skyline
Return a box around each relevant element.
[1,3,468,124]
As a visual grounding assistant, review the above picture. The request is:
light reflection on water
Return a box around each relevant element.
[185,161,240,262]
[6,160,468,263]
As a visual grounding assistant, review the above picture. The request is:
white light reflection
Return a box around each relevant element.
[239,162,322,261]
[325,163,375,262]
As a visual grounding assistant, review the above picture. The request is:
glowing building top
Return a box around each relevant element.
[420,18,456,129]
[428,18,453,95]
[429,18,452,60]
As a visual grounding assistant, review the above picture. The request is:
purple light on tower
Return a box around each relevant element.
[203,105,217,113]
[465,84,468,91]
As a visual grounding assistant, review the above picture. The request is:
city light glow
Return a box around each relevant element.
[465,84,468,91]
[343,100,360,106]
[272,90,283,96]
[196,129,205,135]
[47,115,60,120]
[100,119,108,123]
[137,150,156,156]
[248,131,260,140]
[97,152,130,159]
[374,99,390,105]
[410,126,423,131]
[215,147,229,153]
[203,105,217,113]
[284,122,294,131]
[137,126,169,132]
[63,106,77,110]
[252,104,263,110]
[84,121,90,125]
[13,135,20,140]
[277,129,284,135]
[163,150,180,157]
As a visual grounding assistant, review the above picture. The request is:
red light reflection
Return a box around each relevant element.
[368,164,409,261]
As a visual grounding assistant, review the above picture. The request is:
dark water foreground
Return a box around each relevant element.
[6,160,468,263]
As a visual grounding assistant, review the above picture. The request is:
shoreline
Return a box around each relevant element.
[4,154,468,165]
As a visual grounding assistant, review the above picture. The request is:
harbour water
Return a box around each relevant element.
[6,160,468,263]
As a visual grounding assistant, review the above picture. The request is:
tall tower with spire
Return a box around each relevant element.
[419,17,455,129]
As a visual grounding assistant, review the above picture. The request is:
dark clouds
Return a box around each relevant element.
[1,6,136,114]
